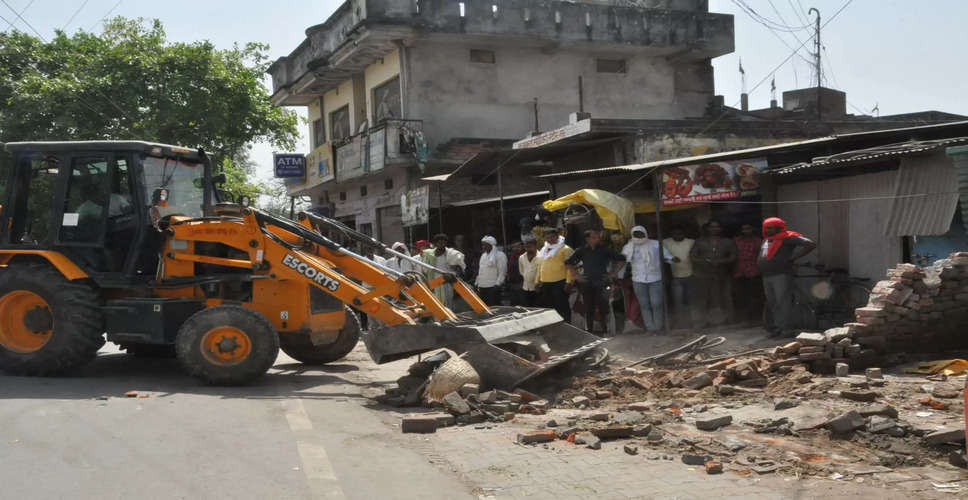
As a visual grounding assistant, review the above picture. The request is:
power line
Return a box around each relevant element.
[788,0,809,25]
[0,0,44,40]
[88,0,122,32]
[1,0,32,31]
[733,0,813,32]
[616,0,856,195]
[62,0,91,31]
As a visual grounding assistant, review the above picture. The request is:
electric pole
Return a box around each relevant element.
[809,7,821,121]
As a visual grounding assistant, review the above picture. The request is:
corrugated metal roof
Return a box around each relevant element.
[883,152,960,236]
[772,137,968,175]
[535,120,968,181]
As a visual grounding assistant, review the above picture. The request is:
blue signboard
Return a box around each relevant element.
[273,153,306,178]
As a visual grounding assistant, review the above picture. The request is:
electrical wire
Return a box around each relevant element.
[1,0,32,31]
[62,0,91,31]
[1,0,44,39]
[615,0,857,196]
[733,0,813,32]
[88,0,122,32]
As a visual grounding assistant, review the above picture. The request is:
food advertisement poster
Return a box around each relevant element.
[661,158,768,205]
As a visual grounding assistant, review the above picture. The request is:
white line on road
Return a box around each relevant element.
[282,398,313,431]
[296,441,347,499]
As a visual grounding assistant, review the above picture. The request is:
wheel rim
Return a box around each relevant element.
[0,291,54,353]
[200,327,252,366]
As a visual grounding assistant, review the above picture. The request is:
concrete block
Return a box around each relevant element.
[924,427,966,445]
[590,426,634,439]
[825,411,865,434]
[442,391,471,415]
[627,401,651,411]
[458,383,479,398]
[796,332,826,346]
[574,432,601,449]
[572,395,590,407]
[841,391,878,402]
[865,367,883,380]
[824,327,850,343]
[835,363,849,377]
[859,404,898,418]
[695,415,732,431]
[682,372,713,390]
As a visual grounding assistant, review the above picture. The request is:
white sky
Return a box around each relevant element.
[4,0,968,180]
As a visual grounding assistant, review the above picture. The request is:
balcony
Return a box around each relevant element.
[287,119,425,195]
[268,0,733,106]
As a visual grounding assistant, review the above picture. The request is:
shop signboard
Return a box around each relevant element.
[401,185,429,227]
[660,158,768,205]
[273,153,306,178]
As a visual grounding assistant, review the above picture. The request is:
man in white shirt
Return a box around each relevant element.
[621,226,673,332]
[421,233,466,309]
[662,226,698,328]
[475,235,507,306]
[517,239,540,307]
[386,242,419,274]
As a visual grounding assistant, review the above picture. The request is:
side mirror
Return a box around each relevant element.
[210,173,227,185]
[238,195,251,207]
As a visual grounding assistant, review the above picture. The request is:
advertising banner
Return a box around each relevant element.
[661,158,768,205]
[400,185,430,227]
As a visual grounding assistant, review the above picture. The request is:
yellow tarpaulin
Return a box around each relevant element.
[543,189,635,235]
[905,359,968,376]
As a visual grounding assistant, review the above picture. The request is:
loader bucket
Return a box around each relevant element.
[362,306,608,390]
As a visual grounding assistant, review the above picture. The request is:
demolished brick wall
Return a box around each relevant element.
[782,252,968,372]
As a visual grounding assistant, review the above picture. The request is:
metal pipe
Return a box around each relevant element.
[653,169,670,334]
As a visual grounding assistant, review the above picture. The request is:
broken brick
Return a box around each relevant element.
[401,416,438,434]
[840,391,877,403]
[695,415,732,431]
[705,461,724,474]
[442,391,471,415]
[517,430,556,444]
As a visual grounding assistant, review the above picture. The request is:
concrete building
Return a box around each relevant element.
[268,0,734,243]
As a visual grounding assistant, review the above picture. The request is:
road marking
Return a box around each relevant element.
[297,441,346,499]
[282,398,313,431]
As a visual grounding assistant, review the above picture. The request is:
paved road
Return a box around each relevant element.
[0,344,473,500]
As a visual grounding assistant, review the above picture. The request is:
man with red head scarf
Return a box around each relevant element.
[757,217,816,337]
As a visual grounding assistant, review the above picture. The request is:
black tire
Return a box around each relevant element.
[120,343,177,358]
[279,308,361,365]
[175,305,279,385]
[0,264,105,375]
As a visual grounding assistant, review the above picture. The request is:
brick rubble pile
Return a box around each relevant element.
[779,252,968,370]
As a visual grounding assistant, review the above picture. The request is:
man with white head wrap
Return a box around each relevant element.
[475,235,507,306]
[621,225,673,332]
[386,242,419,274]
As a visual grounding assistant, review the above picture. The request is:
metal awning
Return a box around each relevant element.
[423,137,624,183]
[772,137,968,175]
[447,191,551,208]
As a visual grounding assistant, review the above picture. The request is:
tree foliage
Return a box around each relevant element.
[0,17,299,202]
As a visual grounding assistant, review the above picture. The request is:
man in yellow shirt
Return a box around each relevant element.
[533,227,574,323]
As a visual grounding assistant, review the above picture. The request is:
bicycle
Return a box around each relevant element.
[790,263,872,331]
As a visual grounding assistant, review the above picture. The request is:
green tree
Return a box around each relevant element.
[0,17,298,202]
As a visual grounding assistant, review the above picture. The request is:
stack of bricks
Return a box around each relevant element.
[846,252,968,354]
[778,252,968,372]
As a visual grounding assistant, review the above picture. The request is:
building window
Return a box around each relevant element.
[372,76,401,124]
[360,223,373,237]
[596,58,627,74]
[470,49,495,64]
[360,185,368,197]
[330,105,351,143]
[339,191,347,201]
[384,178,393,190]
[312,118,325,148]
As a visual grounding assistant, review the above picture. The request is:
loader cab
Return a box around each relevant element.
[0,141,213,284]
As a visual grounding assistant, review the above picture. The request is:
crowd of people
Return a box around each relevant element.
[364,216,815,338]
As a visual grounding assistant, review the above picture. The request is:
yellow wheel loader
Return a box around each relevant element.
[0,141,606,386]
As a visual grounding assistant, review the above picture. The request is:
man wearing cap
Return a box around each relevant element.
[475,236,507,306]
[758,217,816,336]
[533,226,574,323]
[622,225,674,332]
[565,229,626,334]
